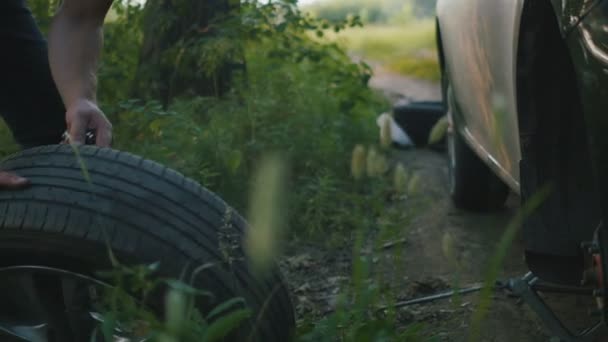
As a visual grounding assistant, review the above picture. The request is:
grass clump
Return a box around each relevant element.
[387,56,441,82]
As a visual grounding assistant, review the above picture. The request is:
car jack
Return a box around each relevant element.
[502,272,607,342]
[375,272,607,341]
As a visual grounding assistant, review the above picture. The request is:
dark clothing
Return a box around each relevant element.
[0,0,66,148]
[0,0,67,326]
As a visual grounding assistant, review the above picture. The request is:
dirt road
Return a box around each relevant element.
[369,65,441,103]
[282,68,598,340]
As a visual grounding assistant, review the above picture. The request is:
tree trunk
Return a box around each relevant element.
[133,0,241,108]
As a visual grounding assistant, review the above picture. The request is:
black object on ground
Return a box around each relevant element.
[0,145,295,342]
[392,101,446,151]
[376,283,484,312]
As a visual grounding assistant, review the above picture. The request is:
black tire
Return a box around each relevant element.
[444,82,510,211]
[0,145,295,341]
[392,101,446,150]
[517,0,601,284]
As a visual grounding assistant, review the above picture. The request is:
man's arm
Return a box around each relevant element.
[48,0,113,146]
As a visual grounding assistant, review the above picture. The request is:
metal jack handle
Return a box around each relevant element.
[507,272,606,342]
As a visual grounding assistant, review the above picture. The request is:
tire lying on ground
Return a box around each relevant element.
[392,100,446,151]
[0,145,295,341]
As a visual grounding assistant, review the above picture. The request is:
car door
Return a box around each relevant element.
[438,0,524,189]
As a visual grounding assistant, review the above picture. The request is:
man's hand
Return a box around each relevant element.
[0,171,29,189]
[65,99,112,146]
[48,0,114,147]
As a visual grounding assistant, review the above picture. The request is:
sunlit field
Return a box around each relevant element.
[325,20,440,81]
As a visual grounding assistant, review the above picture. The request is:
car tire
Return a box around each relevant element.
[0,145,295,342]
[392,101,446,150]
[444,81,510,211]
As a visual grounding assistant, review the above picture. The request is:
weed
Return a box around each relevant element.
[91,260,251,342]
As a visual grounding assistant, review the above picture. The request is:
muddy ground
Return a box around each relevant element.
[280,65,600,341]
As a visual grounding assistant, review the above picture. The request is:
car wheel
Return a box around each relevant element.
[392,101,446,150]
[444,79,510,211]
[0,145,295,342]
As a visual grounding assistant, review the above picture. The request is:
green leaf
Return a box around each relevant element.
[202,309,252,342]
[428,115,449,145]
[276,22,288,32]
[146,261,161,273]
[100,313,117,342]
[149,119,164,133]
[165,279,214,298]
[89,327,99,342]
[206,297,247,321]
[226,150,242,174]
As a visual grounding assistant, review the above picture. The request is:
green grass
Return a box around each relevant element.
[0,120,19,159]
[324,20,440,81]
[387,56,440,82]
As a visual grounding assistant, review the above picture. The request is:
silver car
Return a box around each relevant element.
[437,0,608,337]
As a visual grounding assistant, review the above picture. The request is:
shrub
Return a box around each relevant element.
[103,1,389,235]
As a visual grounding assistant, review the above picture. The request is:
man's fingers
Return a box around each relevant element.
[95,121,112,147]
[67,117,87,145]
[65,100,112,146]
[0,171,29,189]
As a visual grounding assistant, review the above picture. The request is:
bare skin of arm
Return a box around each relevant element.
[49,0,114,146]
[0,0,113,188]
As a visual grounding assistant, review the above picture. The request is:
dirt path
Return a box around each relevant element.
[369,65,442,103]
[282,67,597,340]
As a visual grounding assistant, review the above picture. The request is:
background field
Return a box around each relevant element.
[323,21,440,81]
[305,0,440,81]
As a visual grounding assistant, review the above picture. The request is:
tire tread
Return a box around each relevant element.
[0,145,294,341]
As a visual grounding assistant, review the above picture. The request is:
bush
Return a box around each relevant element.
[97,1,390,236]
[109,41,387,235]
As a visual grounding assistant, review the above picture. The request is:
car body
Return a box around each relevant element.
[436,0,608,286]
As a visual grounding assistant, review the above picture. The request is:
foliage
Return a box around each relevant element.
[27,0,60,32]
[0,123,19,159]
[92,258,251,342]
[99,1,145,102]
[99,1,388,237]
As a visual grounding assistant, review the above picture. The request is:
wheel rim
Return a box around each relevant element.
[0,266,148,342]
